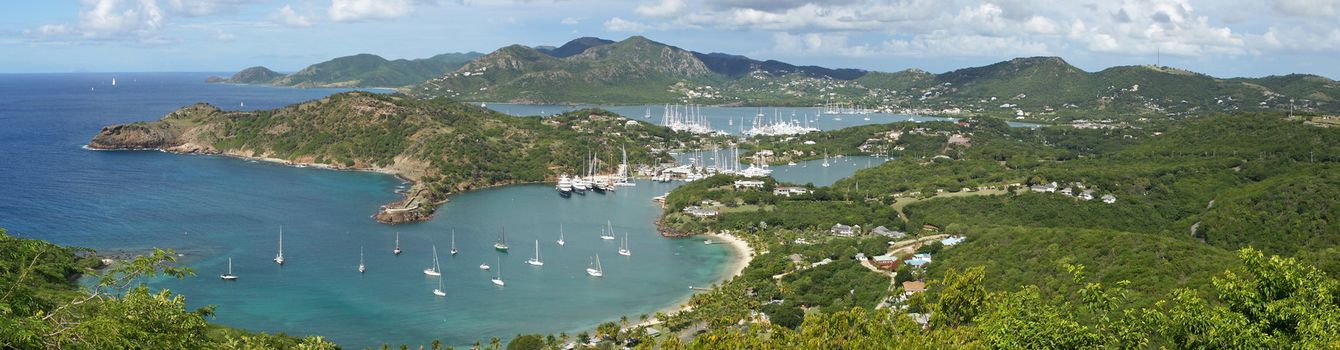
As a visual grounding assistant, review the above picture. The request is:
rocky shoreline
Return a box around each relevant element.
[87,123,435,224]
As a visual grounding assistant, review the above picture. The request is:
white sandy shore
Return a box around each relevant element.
[629,232,754,330]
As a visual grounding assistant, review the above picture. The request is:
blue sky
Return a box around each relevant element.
[2,0,1338,79]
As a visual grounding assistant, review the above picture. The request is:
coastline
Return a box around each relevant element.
[629,231,754,330]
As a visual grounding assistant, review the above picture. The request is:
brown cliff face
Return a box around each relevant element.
[88,123,182,150]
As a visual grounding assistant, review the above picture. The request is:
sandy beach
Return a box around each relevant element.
[629,231,755,329]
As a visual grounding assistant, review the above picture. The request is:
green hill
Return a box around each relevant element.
[206,66,283,84]
[270,52,482,88]
[87,92,697,223]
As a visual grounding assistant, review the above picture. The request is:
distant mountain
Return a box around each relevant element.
[269,52,483,88]
[537,37,614,58]
[414,36,1338,118]
[205,66,283,84]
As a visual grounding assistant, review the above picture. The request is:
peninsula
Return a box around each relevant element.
[87,92,698,223]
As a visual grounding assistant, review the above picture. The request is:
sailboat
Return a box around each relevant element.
[273,227,285,265]
[358,247,366,273]
[586,254,604,277]
[491,257,505,286]
[220,257,238,280]
[618,232,631,256]
[393,232,402,255]
[822,151,831,168]
[494,227,509,252]
[433,275,446,297]
[450,230,458,256]
[599,220,616,240]
[527,240,544,266]
[557,224,566,246]
[111,77,116,86]
[423,245,442,276]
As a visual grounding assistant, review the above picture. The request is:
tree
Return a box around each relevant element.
[505,334,545,350]
[926,266,989,328]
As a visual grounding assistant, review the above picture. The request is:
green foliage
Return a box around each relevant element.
[506,334,545,350]
[275,52,483,88]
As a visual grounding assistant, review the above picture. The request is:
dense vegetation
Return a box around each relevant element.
[91,92,708,222]
[0,229,338,349]
[270,52,483,88]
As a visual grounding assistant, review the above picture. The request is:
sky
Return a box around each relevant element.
[1,0,1338,79]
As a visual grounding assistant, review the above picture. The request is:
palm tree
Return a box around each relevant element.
[620,315,629,327]
[488,337,500,350]
[430,339,442,350]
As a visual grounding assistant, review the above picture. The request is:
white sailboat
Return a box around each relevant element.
[423,245,442,276]
[822,150,831,168]
[494,227,509,252]
[433,275,446,297]
[111,77,116,86]
[526,240,544,266]
[599,220,616,240]
[557,224,566,246]
[450,230,458,256]
[358,247,366,273]
[393,232,402,255]
[491,257,505,286]
[586,254,604,277]
[618,232,631,256]
[220,257,238,280]
[273,226,285,265]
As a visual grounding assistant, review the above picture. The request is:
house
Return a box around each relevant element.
[734,180,766,189]
[905,253,932,267]
[1030,182,1058,193]
[1102,194,1117,204]
[683,206,718,217]
[940,235,965,246]
[830,224,860,237]
[873,254,900,270]
[871,226,907,239]
[902,281,927,296]
[1079,189,1095,201]
[773,186,810,197]
[1060,187,1074,196]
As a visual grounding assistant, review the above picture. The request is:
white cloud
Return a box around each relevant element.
[1273,0,1340,17]
[78,0,166,38]
[635,0,685,18]
[165,0,257,17]
[883,33,1051,57]
[215,29,235,41]
[328,0,429,22]
[771,32,874,57]
[560,17,580,25]
[604,17,650,32]
[273,5,313,27]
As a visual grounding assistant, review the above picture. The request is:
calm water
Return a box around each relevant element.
[0,73,739,347]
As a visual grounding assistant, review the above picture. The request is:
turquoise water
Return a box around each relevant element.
[0,73,884,348]
[0,73,735,347]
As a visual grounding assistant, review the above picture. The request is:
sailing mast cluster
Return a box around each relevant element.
[556,147,634,196]
[222,224,635,297]
[741,108,818,137]
[660,104,718,135]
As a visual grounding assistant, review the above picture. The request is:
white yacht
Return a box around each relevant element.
[393,232,402,255]
[358,247,366,273]
[220,258,238,280]
[491,257,505,286]
[450,230,458,256]
[557,224,566,246]
[526,240,544,266]
[273,227,285,265]
[423,245,442,276]
[433,276,446,297]
[599,220,616,240]
[586,254,604,277]
[618,232,631,257]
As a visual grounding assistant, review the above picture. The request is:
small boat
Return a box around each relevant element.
[557,224,566,246]
[586,254,604,277]
[424,245,442,276]
[599,220,616,240]
[111,77,116,86]
[220,257,238,280]
[822,151,831,168]
[618,232,631,257]
[273,226,285,265]
[450,230,458,256]
[433,275,446,297]
[704,240,714,245]
[479,262,490,270]
[358,247,366,273]
[526,240,544,266]
[491,257,505,286]
[494,227,509,252]
[393,232,402,255]
[556,174,573,195]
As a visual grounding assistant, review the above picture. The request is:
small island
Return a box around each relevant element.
[88,92,702,223]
